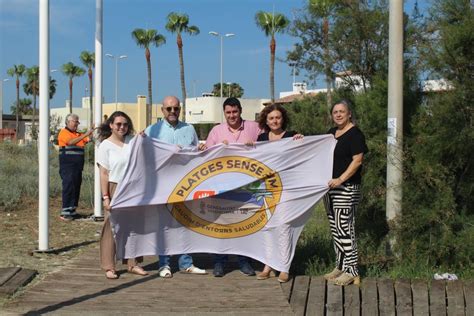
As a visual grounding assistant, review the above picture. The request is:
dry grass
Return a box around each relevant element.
[0,197,101,307]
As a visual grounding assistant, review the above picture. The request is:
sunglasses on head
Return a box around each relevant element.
[165,106,180,112]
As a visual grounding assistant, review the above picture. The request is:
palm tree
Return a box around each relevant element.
[80,51,95,128]
[61,62,85,114]
[23,66,39,138]
[131,28,166,125]
[23,67,57,139]
[10,98,32,116]
[166,12,200,122]
[255,11,290,102]
[7,64,26,136]
[212,82,244,98]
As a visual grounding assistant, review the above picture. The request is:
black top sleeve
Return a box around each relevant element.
[257,133,268,141]
[350,129,368,156]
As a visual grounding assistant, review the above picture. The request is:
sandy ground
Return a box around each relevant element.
[0,197,102,307]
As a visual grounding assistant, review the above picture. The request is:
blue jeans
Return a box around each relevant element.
[214,254,249,267]
[159,254,193,270]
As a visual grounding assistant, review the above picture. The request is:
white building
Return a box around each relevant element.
[185,96,270,124]
[279,82,326,99]
[334,71,369,92]
[421,79,453,93]
[50,98,94,130]
[50,96,163,132]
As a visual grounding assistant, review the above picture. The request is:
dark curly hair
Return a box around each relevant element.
[258,104,289,132]
[98,111,135,141]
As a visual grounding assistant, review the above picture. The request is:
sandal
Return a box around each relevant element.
[257,268,276,280]
[105,270,118,279]
[332,272,360,286]
[278,272,290,283]
[158,266,173,278]
[324,267,343,281]
[128,265,148,276]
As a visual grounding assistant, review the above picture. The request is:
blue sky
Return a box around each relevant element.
[0,0,425,114]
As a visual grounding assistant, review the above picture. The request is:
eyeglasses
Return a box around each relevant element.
[165,106,180,112]
[115,122,129,128]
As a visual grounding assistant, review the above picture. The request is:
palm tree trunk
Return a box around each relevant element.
[146,48,152,126]
[270,37,276,103]
[15,78,19,141]
[69,78,73,114]
[178,34,187,122]
[88,68,93,128]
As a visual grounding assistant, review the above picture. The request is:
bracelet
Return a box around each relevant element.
[102,195,110,201]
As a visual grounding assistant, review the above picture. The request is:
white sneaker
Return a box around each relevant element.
[158,266,172,278]
[181,265,207,275]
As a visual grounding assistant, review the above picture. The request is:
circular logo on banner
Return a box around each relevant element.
[167,156,282,238]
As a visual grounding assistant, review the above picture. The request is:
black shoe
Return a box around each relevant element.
[213,263,224,277]
[239,262,256,276]
[69,211,82,219]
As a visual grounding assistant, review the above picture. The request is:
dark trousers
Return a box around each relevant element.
[214,254,250,268]
[59,154,84,214]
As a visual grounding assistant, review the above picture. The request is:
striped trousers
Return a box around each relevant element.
[323,183,361,276]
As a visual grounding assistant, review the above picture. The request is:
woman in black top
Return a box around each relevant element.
[323,100,368,286]
[256,104,302,283]
[257,104,303,142]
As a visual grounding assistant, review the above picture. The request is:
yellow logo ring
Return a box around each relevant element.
[167,156,282,238]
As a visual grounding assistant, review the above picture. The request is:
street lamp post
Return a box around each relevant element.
[105,53,127,111]
[226,82,232,97]
[209,32,235,100]
[0,79,10,130]
[192,80,197,98]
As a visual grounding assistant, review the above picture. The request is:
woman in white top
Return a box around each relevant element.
[97,111,147,279]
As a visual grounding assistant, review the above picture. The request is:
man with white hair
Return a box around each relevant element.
[57,113,94,221]
[145,95,207,278]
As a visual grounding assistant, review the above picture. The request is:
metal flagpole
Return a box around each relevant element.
[93,0,104,220]
[38,0,50,251]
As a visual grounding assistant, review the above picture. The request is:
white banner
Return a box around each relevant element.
[110,134,336,272]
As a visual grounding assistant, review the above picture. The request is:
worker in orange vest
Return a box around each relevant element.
[57,113,94,221]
